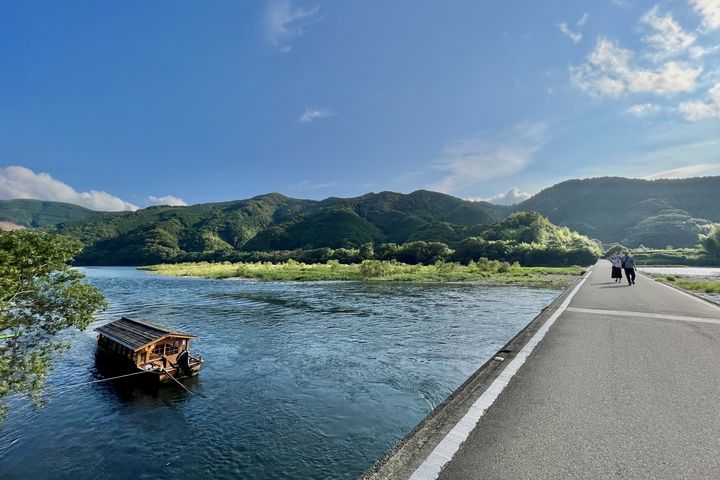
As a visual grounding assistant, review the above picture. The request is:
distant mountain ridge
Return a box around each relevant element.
[514,176,720,247]
[2,176,718,264]
[50,190,508,265]
[0,199,106,227]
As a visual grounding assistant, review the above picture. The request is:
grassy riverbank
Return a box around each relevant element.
[140,259,584,286]
[651,275,720,295]
[632,248,719,266]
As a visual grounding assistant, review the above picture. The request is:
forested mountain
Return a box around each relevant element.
[513,176,719,247]
[0,199,108,227]
[51,190,507,265]
[4,176,718,264]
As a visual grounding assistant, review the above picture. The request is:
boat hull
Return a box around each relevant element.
[95,346,203,384]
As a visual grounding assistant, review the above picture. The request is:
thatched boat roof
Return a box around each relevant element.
[95,317,195,352]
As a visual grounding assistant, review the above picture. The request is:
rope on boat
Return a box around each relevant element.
[162,368,206,398]
[43,367,205,397]
[45,370,154,393]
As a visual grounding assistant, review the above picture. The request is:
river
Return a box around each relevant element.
[0,267,561,479]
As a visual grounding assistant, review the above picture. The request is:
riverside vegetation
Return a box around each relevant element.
[142,259,583,285]
[140,212,599,284]
[142,220,720,286]
[652,276,720,295]
[0,230,105,420]
[603,225,720,267]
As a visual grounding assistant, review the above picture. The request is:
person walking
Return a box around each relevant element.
[610,255,622,282]
[620,251,636,286]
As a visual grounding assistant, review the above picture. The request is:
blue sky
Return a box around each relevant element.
[1,0,719,210]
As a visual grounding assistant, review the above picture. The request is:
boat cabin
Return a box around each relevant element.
[95,317,202,380]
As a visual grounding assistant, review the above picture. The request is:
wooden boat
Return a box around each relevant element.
[95,317,203,383]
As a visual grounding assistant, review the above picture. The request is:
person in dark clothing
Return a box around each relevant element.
[620,251,636,285]
[610,255,623,282]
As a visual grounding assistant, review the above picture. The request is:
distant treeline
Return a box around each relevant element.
[602,224,720,266]
[74,212,602,267]
[160,238,599,267]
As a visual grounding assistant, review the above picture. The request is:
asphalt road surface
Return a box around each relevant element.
[438,261,720,479]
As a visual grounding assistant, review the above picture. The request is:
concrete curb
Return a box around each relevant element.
[360,270,590,480]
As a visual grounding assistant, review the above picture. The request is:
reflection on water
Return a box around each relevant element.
[0,267,560,479]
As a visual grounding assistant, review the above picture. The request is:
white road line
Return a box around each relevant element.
[644,275,720,312]
[408,269,593,480]
[566,307,720,326]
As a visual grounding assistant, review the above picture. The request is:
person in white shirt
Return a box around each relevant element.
[610,255,622,283]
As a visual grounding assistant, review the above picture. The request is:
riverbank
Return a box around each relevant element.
[632,248,719,267]
[648,274,720,295]
[140,260,584,286]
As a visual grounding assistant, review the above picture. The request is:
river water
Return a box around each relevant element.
[638,267,720,277]
[0,267,561,479]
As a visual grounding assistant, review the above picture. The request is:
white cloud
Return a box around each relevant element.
[429,122,548,194]
[578,12,590,27]
[689,0,720,32]
[299,106,336,123]
[146,195,188,206]
[265,1,322,52]
[558,13,588,44]
[643,163,720,179]
[570,37,702,97]
[558,22,583,44]
[640,6,698,59]
[618,136,720,177]
[678,81,720,120]
[482,187,533,205]
[627,103,662,116]
[288,180,337,192]
[0,166,138,211]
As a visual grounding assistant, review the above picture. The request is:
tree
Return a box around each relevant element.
[395,241,452,265]
[701,224,720,258]
[0,230,106,420]
[358,243,375,260]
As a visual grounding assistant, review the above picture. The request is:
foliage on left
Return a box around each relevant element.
[0,230,106,421]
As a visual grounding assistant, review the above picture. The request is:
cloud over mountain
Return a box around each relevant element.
[430,122,548,195]
[146,195,188,206]
[484,187,533,205]
[0,166,138,211]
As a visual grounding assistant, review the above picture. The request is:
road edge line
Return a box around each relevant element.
[641,273,720,312]
[407,268,593,480]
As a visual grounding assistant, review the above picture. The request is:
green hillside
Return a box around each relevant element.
[453,212,602,266]
[514,176,720,247]
[0,199,108,227]
[6,176,716,264]
[52,190,506,265]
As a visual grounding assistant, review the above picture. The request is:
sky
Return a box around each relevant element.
[1,0,719,210]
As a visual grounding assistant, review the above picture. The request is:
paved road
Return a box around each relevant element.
[436,261,720,479]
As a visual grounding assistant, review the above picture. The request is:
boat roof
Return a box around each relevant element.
[95,317,196,352]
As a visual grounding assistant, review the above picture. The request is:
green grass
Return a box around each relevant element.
[633,247,719,266]
[651,274,720,295]
[140,260,583,286]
